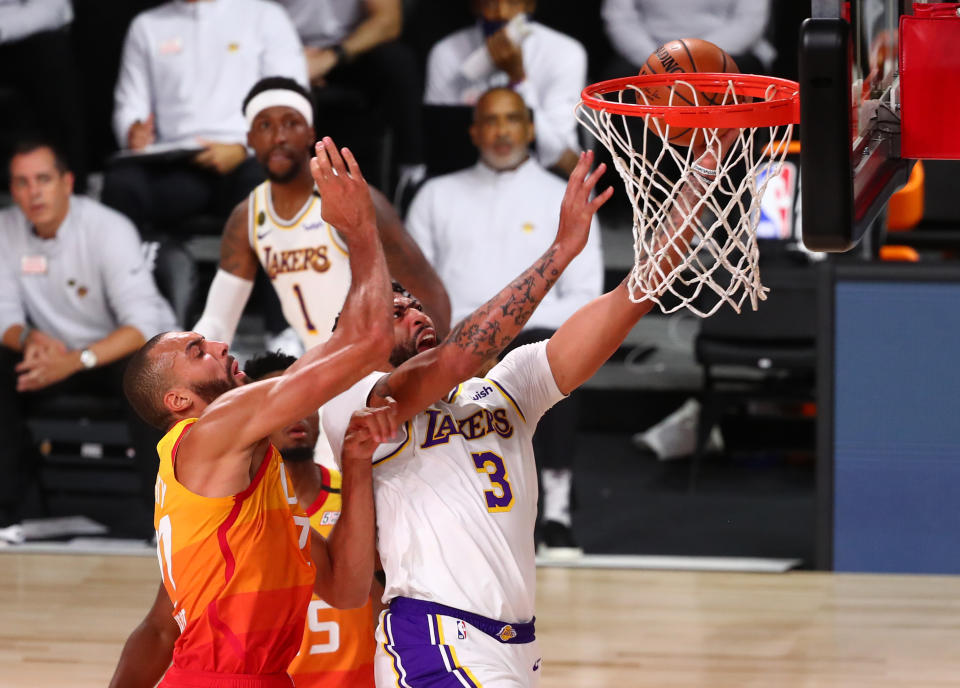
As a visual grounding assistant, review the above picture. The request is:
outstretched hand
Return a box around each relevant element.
[311,136,377,238]
[555,151,614,257]
[341,397,400,465]
[690,127,740,175]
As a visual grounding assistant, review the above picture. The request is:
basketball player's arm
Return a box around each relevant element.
[545,132,737,395]
[191,199,257,345]
[367,152,613,421]
[107,583,178,688]
[184,141,395,491]
[370,187,452,337]
[308,403,396,608]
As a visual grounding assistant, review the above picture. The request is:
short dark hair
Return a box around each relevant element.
[244,350,297,381]
[242,76,314,114]
[473,87,533,123]
[123,333,175,430]
[9,138,69,174]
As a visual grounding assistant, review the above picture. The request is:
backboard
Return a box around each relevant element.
[799,0,913,252]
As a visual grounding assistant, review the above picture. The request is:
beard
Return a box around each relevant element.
[278,446,314,463]
[190,376,237,405]
[388,341,418,368]
[264,153,303,184]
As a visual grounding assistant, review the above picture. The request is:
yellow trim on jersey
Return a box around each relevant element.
[372,421,412,467]
[251,190,262,257]
[447,384,463,403]
[486,379,526,423]
[381,611,403,688]
[327,222,350,256]
[264,181,319,230]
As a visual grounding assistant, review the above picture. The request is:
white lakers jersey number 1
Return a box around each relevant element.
[248,181,352,349]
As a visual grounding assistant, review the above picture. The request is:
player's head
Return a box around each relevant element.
[8,138,73,236]
[472,0,534,23]
[389,282,438,367]
[244,77,315,183]
[123,332,247,430]
[244,351,320,459]
[470,88,534,171]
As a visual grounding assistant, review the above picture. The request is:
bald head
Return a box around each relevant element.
[470,88,534,171]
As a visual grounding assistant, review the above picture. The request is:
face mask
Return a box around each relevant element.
[481,18,507,37]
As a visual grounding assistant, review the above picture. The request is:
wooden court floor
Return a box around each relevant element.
[2,552,959,687]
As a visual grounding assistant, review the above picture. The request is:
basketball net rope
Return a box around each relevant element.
[576,79,794,317]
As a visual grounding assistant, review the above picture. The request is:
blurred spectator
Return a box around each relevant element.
[0,140,177,531]
[0,0,87,190]
[406,87,603,555]
[425,0,586,176]
[102,0,307,237]
[277,0,426,203]
[601,0,775,77]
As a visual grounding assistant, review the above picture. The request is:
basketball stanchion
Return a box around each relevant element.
[577,72,800,317]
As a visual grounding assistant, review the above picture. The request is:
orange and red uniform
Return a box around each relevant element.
[287,465,377,688]
[154,419,314,688]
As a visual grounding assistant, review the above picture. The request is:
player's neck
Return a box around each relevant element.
[269,169,315,220]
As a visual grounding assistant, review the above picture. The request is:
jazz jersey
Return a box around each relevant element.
[248,181,352,349]
[154,419,314,677]
[322,341,565,623]
[288,466,377,687]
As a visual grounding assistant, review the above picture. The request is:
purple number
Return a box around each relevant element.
[471,451,514,512]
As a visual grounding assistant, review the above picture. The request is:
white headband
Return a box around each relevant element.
[244,89,314,129]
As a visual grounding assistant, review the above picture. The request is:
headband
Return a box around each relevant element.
[244,89,314,129]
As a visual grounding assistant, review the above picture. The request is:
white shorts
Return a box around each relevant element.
[374,600,542,688]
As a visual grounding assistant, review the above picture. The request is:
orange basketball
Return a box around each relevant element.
[636,38,739,146]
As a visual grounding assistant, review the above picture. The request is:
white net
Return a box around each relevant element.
[576,77,795,317]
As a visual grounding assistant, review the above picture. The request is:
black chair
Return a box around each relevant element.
[28,237,198,507]
[690,260,819,488]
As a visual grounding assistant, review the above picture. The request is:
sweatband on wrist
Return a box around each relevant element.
[192,269,255,345]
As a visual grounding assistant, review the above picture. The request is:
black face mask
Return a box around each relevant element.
[481,18,507,37]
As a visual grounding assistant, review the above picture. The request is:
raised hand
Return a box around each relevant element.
[554,150,613,257]
[310,137,377,240]
[341,397,399,465]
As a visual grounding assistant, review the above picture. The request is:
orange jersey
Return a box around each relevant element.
[287,466,376,688]
[154,419,315,678]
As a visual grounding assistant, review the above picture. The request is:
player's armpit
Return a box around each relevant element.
[370,187,452,337]
[218,198,258,280]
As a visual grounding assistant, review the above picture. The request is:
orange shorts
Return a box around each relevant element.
[159,667,293,688]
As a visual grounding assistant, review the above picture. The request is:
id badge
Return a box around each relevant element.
[21,255,47,274]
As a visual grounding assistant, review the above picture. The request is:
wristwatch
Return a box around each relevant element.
[332,43,349,65]
[79,348,98,369]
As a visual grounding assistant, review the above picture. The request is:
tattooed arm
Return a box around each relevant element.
[370,188,452,338]
[366,152,613,422]
[546,130,739,395]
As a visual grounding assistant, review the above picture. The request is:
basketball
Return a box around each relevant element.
[636,38,739,146]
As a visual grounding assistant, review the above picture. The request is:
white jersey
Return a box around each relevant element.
[323,341,565,624]
[248,181,352,349]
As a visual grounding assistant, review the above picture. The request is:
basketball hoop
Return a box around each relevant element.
[577,73,800,317]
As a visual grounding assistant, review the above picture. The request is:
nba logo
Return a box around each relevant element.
[457,620,467,639]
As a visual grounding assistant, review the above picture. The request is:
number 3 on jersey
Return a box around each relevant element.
[471,451,514,512]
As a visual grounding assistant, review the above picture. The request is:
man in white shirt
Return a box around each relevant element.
[322,138,729,685]
[406,87,603,554]
[424,0,586,176]
[0,0,86,189]
[276,0,426,200]
[0,140,178,532]
[101,0,308,237]
[601,0,775,77]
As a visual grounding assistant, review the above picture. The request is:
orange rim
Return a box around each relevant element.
[580,73,800,129]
